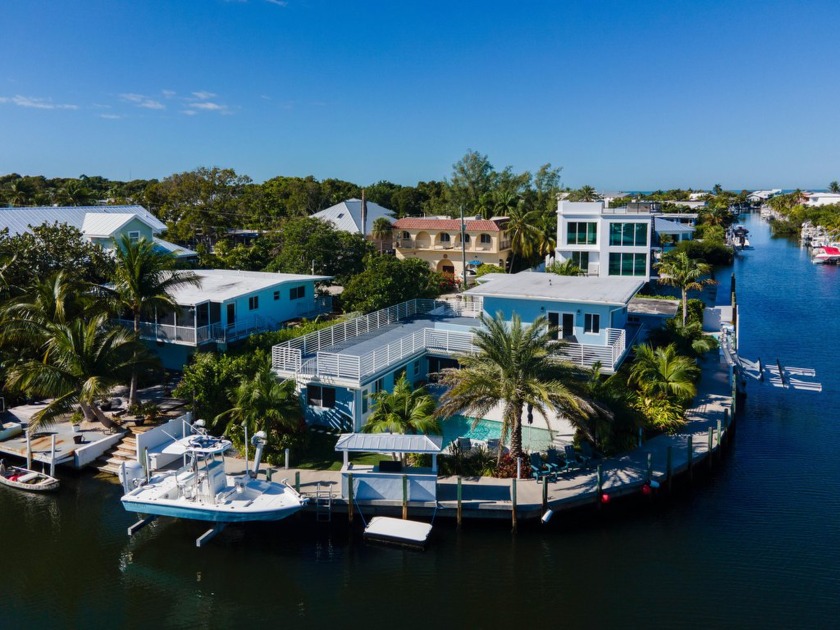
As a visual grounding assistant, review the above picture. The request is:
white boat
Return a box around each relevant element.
[812,245,840,265]
[0,460,60,492]
[119,420,307,527]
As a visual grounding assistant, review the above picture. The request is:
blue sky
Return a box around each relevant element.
[2,0,838,190]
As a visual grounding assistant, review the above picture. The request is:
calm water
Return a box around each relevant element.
[4,214,840,629]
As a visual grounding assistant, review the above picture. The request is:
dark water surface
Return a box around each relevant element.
[3,214,840,629]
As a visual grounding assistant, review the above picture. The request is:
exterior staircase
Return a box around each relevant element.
[91,426,152,476]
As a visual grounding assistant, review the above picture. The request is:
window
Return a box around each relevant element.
[374,378,384,393]
[128,230,140,243]
[566,222,597,245]
[439,233,451,243]
[362,389,370,414]
[248,296,259,310]
[571,251,589,271]
[584,313,600,334]
[273,291,280,301]
[402,231,410,239]
[307,385,336,408]
[609,222,648,246]
[462,233,471,243]
[608,253,648,276]
[290,286,305,300]
[480,234,492,244]
[413,360,420,375]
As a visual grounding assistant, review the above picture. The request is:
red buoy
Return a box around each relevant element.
[641,483,652,496]
[600,493,610,504]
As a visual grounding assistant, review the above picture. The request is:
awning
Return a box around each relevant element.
[335,432,443,454]
[468,259,482,266]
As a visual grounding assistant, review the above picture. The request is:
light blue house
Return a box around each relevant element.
[272,273,644,431]
[122,269,332,369]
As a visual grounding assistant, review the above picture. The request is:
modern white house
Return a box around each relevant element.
[121,269,333,369]
[747,189,782,203]
[0,205,197,259]
[271,272,645,432]
[554,200,695,281]
[803,192,840,207]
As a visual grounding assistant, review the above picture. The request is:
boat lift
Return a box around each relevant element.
[721,329,822,393]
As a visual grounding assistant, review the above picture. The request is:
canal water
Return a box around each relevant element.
[3,214,839,628]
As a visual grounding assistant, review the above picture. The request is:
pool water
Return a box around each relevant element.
[441,414,554,452]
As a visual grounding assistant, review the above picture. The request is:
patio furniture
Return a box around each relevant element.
[545,448,564,474]
[579,441,597,464]
[529,452,554,483]
[563,444,586,470]
[457,437,473,452]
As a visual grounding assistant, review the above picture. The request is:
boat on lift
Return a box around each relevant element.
[119,420,307,544]
[812,245,840,265]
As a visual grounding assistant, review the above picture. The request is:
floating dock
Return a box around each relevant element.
[363,516,432,549]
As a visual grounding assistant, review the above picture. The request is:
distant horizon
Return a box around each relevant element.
[3,1,839,190]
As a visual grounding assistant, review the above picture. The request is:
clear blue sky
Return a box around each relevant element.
[2,0,838,190]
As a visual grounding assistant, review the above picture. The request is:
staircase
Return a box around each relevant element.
[91,426,151,476]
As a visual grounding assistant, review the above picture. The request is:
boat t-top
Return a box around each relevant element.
[119,419,307,546]
[812,245,840,265]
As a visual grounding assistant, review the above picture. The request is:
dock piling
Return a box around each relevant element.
[295,471,300,493]
[456,476,462,529]
[541,474,548,510]
[511,479,517,533]
[596,464,603,508]
[347,473,354,525]
[716,420,722,458]
[402,474,408,520]
[666,446,673,492]
[688,436,694,481]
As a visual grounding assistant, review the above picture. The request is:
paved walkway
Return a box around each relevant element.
[225,353,733,522]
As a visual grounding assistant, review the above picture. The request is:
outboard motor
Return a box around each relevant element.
[251,431,268,479]
[119,460,145,493]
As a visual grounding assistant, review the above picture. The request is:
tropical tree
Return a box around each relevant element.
[505,204,543,273]
[627,343,699,432]
[655,251,715,325]
[363,375,440,445]
[215,366,302,448]
[3,314,156,430]
[107,234,200,406]
[436,312,595,463]
[371,217,393,253]
[548,260,582,276]
[829,181,840,194]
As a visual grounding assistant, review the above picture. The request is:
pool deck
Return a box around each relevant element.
[227,352,734,523]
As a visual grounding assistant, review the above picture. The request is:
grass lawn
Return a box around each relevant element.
[293,430,385,471]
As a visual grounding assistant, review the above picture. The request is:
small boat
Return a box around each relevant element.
[0,460,60,492]
[812,245,840,265]
[119,420,307,535]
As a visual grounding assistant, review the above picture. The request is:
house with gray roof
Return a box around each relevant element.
[311,198,394,237]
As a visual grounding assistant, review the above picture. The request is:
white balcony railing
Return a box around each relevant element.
[557,328,627,373]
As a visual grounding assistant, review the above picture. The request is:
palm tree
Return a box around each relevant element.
[548,260,582,276]
[371,217,393,253]
[107,234,200,406]
[504,204,543,273]
[578,185,597,202]
[655,251,715,325]
[436,312,594,463]
[215,367,302,441]
[829,181,840,194]
[363,375,440,437]
[628,343,699,432]
[4,314,155,430]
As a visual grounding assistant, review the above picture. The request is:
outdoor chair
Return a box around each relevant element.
[545,448,564,474]
[457,437,473,452]
[529,452,554,483]
[579,441,597,464]
[563,444,586,470]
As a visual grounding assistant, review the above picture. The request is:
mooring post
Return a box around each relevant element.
[596,464,603,508]
[646,452,652,483]
[456,476,463,529]
[666,445,673,492]
[542,474,548,510]
[707,427,714,470]
[511,478,518,533]
[50,434,56,478]
[716,420,722,458]
[402,474,408,520]
[687,436,694,481]
[347,472,354,524]
[266,468,273,482]
[295,471,300,493]
[724,407,731,430]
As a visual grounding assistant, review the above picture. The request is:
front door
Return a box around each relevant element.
[547,312,560,339]
[226,303,236,328]
[561,313,575,339]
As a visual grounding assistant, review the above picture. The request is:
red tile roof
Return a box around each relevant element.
[393,217,507,231]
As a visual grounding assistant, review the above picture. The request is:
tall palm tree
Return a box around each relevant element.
[107,234,200,406]
[436,312,593,462]
[655,251,715,325]
[215,367,301,441]
[363,375,440,436]
[504,204,543,273]
[371,217,393,253]
[4,314,155,430]
[829,181,840,194]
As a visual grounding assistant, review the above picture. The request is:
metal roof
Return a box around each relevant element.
[169,269,332,305]
[655,217,696,234]
[0,205,166,235]
[312,198,394,236]
[152,237,197,259]
[465,272,643,306]
[81,212,153,237]
[335,432,443,454]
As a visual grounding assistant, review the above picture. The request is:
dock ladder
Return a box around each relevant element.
[315,482,333,523]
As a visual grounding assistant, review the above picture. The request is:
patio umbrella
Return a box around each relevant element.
[468,259,482,266]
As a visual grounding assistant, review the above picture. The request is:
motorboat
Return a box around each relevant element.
[0,460,60,492]
[119,420,307,544]
[812,245,840,265]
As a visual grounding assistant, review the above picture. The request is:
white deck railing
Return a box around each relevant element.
[558,327,626,373]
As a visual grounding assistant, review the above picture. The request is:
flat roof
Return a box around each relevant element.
[628,297,680,316]
[169,269,332,305]
[465,273,644,306]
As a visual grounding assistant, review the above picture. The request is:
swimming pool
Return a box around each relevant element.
[441,415,554,452]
